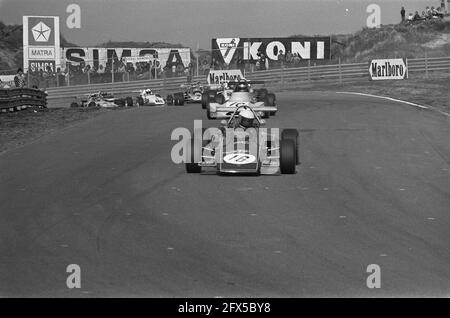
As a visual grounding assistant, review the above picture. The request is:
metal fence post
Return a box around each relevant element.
[425,51,428,79]
[307,60,311,82]
[338,57,342,84]
[112,58,115,83]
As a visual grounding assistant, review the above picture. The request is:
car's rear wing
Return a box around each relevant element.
[215,105,276,113]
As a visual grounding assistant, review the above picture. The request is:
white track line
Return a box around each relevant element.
[336,91,450,117]
[336,91,428,109]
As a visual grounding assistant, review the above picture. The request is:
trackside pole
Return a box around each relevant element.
[338,57,342,84]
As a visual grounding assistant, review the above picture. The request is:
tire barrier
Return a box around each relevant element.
[0,88,47,112]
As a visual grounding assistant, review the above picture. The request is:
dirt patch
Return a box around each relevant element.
[0,106,127,154]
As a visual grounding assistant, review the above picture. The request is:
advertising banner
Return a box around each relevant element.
[369,59,408,80]
[207,69,244,84]
[211,37,331,65]
[23,16,60,73]
[61,47,191,70]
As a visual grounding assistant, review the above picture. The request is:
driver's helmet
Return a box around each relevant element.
[238,109,255,128]
[235,80,249,92]
[145,89,152,94]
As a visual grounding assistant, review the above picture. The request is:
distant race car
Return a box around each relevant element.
[70,91,133,108]
[205,80,277,119]
[134,89,166,106]
[185,105,299,175]
[171,82,204,105]
[201,81,236,110]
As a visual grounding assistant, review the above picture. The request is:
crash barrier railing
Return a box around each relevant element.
[0,88,47,111]
[44,56,450,102]
[245,56,450,87]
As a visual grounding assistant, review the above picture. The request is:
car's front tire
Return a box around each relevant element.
[280,139,296,174]
[185,138,203,173]
[281,129,299,165]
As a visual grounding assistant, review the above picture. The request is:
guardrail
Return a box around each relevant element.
[0,88,47,112]
[45,56,450,102]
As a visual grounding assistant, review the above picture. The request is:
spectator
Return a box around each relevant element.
[97,64,105,74]
[407,12,414,21]
[401,6,406,22]
[285,50,293,65]
[14,68,26,88]
[426,6,432,17]
[413,11,421,21]
[277,50,285,68]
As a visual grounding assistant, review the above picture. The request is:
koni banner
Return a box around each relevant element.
[23,16,60,73]
[211,37,331,65]
[61,48,191,70]
[369,59,408,80]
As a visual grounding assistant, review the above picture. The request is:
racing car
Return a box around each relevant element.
[171,82,204,105]
[70,91,133,108]
[185,105,299,175]
[204,80,277,120]
[201,81,237,110]
[133,89,166,106]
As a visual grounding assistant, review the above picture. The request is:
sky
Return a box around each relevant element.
[0,0,444,49]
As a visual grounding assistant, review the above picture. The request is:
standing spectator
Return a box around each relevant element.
[285,50,293,65]
[14,68,26,88]
[401,6,406,22]
[277,50,285,68]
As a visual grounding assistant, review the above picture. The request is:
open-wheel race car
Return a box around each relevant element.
[204,80,277,120]
[134,89,166,106]
[204,79,277,119]
[185,105,299,175]
[169,82,204,106]
[70,91,133,108]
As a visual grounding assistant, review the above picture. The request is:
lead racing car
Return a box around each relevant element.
[205,80,277,119]
[185,105,299,175]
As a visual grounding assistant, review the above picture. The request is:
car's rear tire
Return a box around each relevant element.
[174,93,184,106]
[265,93,276,106]
[258,88,268,100]
[166,95,174,105]
[215,94,225,104]
[136,96,144,106]
[185,139,203,173]
[126,96,133,107]
[282,129,299,165]
[201,93,209,109]
[280,139,296,174]
[88,101,96,107]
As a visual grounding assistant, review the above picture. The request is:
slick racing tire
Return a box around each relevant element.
[166,95,174,105]
[174,93,184,106]
[265,93,276,106]
[201,93,209,109]
[88,101,97,107]
[70,102,79,108]
[185,138,203,173]
[136,96,144,107]
[280,139,296,174]
[258,88,268,101]
[282,129,299,165]
[126,96,133,107]
[215,94,225,104]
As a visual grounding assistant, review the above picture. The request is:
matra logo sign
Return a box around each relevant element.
[369,59,407,80]
[208,69,243,84]
[213,37,331,64]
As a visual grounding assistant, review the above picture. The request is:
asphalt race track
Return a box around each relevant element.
[1,91,449,297]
